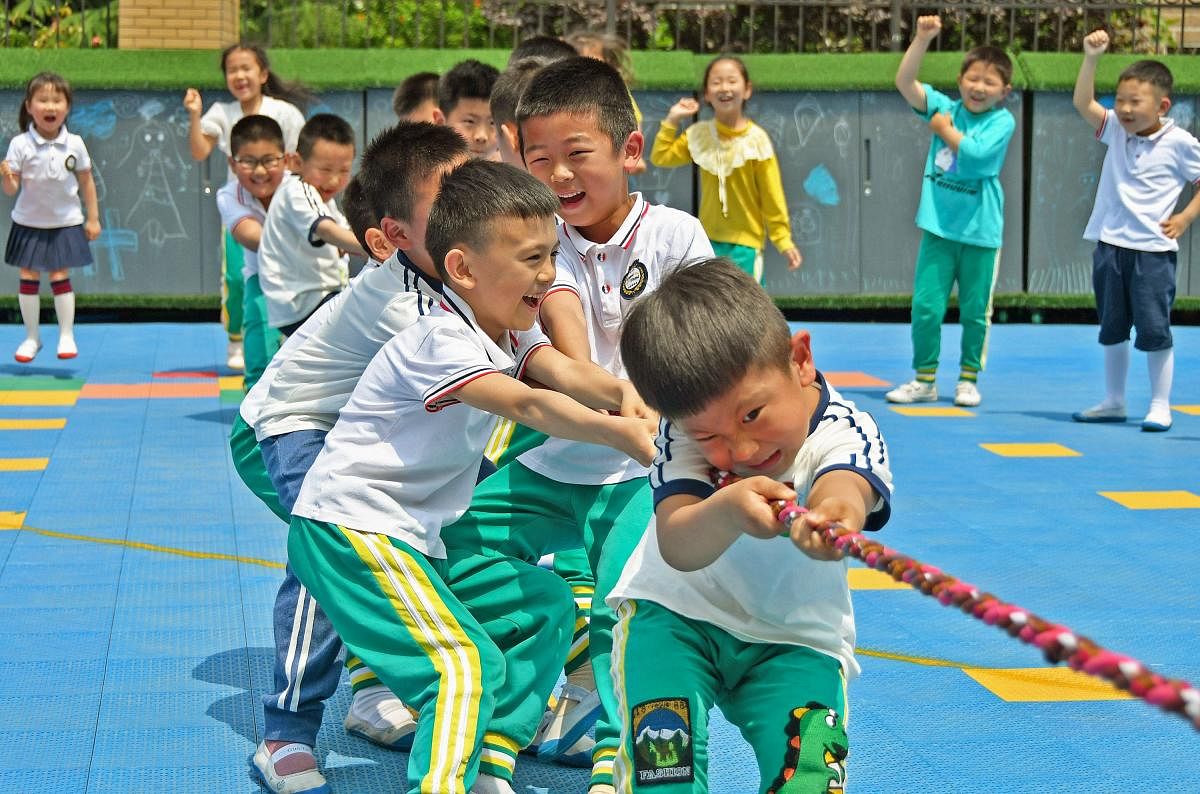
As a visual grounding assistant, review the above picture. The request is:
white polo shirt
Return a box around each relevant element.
[292,288,550,558]
[4,125,92,228]
[517,193,714,485]
[216,178,278,280]
[253,251,443,441]
[258,174,350,329]
[608,376,893,678]
[1084,111,1200,253]
[200,95,305,182]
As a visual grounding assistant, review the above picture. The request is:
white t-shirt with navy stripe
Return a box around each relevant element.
[4,125,92,228]
[607,375,892,678]
[216,177,275,279]
[253,251,442,441]
[516,193,714,486]
[257,174,350,329]
[292,288,550,558]
[1084,111,1200,253]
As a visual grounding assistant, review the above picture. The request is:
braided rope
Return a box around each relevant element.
[710,469,1200,730]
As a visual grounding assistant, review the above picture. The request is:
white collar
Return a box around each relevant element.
[438,286,517,370]
[562,192,649,259]
[29,124,69,146]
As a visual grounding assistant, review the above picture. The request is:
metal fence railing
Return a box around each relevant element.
[241,0,1200,54]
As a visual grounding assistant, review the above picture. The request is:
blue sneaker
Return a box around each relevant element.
[534,683,601,763]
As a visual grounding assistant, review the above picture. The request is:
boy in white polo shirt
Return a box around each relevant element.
[240,123,472,794]
[287,159,658,794]
[610,258,892,792]
[1072,30,1200,432]
[443,57,713,792]
[215,114,287,390]
[258,113,366,336]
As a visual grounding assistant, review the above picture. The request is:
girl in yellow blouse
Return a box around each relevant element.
[652,55,802,282]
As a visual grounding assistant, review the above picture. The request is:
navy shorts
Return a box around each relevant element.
[1092,241,1176,351]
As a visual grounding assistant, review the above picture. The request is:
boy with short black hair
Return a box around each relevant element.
[217,114,287,389]
[491,56,555,167]
[508,34,578,65]
[242,122,473,794]
[1071,30,1200,432]
[287,158,658,794]
[443,55,714,792]
[886,15,1016,408]
[258,112,367,336]
[340,174,393,263]
[439,58,501,160]
[611,257,892,792]
[393,71,442,123]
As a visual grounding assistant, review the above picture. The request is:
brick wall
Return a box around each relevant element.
[119,0,240,49]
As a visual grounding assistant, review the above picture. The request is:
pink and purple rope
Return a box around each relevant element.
[710,468,1200,731]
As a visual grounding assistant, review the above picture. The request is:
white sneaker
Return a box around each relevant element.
[470,774,517,794]
[343,684,417,750]
[534,682,602,763]
[885,379,937,404]
[1142,404,1173,432]
[14,338,41,363]
[226,339,244,371]
[57,334,77,360]
[1072,402,1126,423]
[250,742,329,794]
[953,381,981,407]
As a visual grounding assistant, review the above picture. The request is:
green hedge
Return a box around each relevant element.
[0,48,1063,93]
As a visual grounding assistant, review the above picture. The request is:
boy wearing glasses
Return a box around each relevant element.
[218,114,289,388]
[258,113,367,337]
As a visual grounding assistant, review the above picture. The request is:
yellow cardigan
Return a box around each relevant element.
[650,118,795,253]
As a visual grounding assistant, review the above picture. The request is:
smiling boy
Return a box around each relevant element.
[439,59,501,161]
[610,257,892,792]
[285,159,658,794]
[1070,30,1200,432]
[258,113,367,336]
[886,15,1015,409]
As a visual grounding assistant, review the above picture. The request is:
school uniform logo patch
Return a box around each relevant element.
[631,698,694,785]
[64,154,77,172]
[620,260,648,300]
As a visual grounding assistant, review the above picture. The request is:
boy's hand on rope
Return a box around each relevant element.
[788,499,854,561]
[713,476,798,540]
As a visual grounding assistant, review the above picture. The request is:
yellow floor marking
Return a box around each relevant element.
[0,512,26,529]
[962,666,1132,702]
[218,375,244,392]
[0,390,78,406]
[0,524,284,569]
[1099,490,1200,510]
[1173,405,1200,416]
[848,568,910,590]
[889,406,975,417]
[0,418,67,430]
[980,442,1081,458]
[858,647,965,669]
[0,458,49,471]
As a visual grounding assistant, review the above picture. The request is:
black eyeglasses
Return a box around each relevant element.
[233,155,284,171]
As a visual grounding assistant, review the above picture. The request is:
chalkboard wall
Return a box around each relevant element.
[0,88,1194,299]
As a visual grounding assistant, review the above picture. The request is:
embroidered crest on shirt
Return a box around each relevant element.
[632,698,694,785]
[64,154,77,173]
[620,260,649,300]
[686,120,776,217]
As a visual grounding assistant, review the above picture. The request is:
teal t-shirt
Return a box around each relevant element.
[914,84,1015,249]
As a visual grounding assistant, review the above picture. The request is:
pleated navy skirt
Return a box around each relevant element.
[5,222,93,271]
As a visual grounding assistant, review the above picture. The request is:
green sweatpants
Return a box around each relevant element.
[222,228,244,340]
[485,422,596,675]
[712,240,763,284]
[241,274,282,392]
[441,461,653,788]
[910,231,1000,378]
[229,414,287,522]
[288,516,574,790]
[611,600,848,792]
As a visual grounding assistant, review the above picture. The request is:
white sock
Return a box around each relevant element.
[471,774,516,794]
[18,292,40,342]
[53,287,75,340]
[1102,341,1129,408]
[350,684,415,729]
[1146,347,1174,421]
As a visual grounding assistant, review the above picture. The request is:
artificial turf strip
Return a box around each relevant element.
[1017,52,1200,93]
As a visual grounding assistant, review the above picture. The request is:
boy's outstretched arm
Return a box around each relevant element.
[229,217,264,252]
[1074,30,1110,131]
[656,477,798,572]
[455,372,657,466]
[895,15,941,112]
[525,346,656,420]
[787,469,877,561]
[313,218,368,258]
[537,290,593,362]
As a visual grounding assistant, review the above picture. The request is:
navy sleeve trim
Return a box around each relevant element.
[813,464,892,531]
[652,479,714,509]
[307,216,333,247]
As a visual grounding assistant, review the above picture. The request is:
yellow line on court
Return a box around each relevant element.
[858,646,969,669]
[0,418,67,430]
[0,524,284,570]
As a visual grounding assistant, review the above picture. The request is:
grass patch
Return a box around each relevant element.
[1018,52,1200,93]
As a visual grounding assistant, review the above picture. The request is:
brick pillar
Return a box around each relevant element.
[119,0,240,49]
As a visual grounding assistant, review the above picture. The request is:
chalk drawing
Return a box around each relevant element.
[791,95,825,150]
[71,100,118,140]
[833,115,851,159]
[803,165,840,206]
[792,203,822,246]
[88,208,138,282]
[117,114,191,248]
